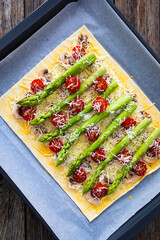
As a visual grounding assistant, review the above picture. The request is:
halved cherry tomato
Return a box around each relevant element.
[149,139,160,156]
[91,149,106,163]
[51,112,66,128]
[117,149,132,165]
[94,184,108,198]
[132,161,147,176]
[122,118,137,130]
[49,138,63,153]
[65,77,80,92]
[70,98,84,114]
[22,107,36,121]
[72,46,86,60]
[73,168,87,183]
[31,79,44,93]
[94,78,108,93]
[92,97,108,112]
[85,126,100,142]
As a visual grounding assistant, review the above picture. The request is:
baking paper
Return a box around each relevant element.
[0,0,160,239]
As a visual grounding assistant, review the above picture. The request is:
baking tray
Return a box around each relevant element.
[0,0,160,239]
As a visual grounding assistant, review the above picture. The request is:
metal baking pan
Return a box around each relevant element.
[0,0,159,239]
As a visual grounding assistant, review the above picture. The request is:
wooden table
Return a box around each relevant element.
[0,0,160,239]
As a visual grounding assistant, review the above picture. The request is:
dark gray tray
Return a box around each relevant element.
[0,0,159,239]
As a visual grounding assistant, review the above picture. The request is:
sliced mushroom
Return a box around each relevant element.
[38,68,52,81]
[81,160,92,173]
[12,104,23,119]
[66,110,70,121]
[46,102,55,110]
[68,178,80,190]
[85,189,100,205]
[131,93,137,103]
[124,171,139,183]
[108,132,120,145]
[99,173,112,186]
[58,85,69,99]
[104,74,112,84]
[106,97,114,105]
[59,53,75,69]
[140,110,152,121]
[142,151,157,163]
[78,34,89,48]
[21,91,33,99]
[30,124,48,138]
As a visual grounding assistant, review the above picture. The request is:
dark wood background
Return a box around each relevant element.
[0,0,159,239]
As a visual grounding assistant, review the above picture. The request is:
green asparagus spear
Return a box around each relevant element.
[29,66,107,125]
[107,128,160,195]
[56,94,132,167]
[67,102,138,177]
[39,81,118,142]
[17,52,96,107]
[83,118,151,194]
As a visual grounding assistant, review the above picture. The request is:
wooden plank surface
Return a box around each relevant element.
[0,0,24,37]
[0,176,25,240]
[114,0,160,56]
[0,0,159,240]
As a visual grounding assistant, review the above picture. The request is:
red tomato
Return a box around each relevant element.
[94,78,108,93]
[85,126,100,142]
[65,77,80,92]
[92,97,108,112]
[31,79,44,93]
[49,138,63,153]
[51,112,66,128]
[122,118,137,130]
[72,46,86,60]
[149,139,160,156]
[94,184,108,198]
[91,149,106,163]
[117,149,132,165]
[132,161,147,176]
[22,107,36,121]
[73,168,87,183]
[70,98,84,114]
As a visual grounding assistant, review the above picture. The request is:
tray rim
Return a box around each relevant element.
[0,0,160,239]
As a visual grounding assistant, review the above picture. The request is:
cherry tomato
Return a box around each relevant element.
[132,161,147,176]
[22,107,36,121]
[51,112,66,128]
[149,139,160,156]
[92,97,108,112]
[65,77,80,92]
[91,149,106,163]
[73,168,87,183]
[31,79,44,93]
[117,149,132,165]
[49,138,63,153]
[94,184,108,198]
[85,126,100,142]
[70,98,84,114]
[122,118,137,130]
[72,46,86,60]
[94,78,108,93]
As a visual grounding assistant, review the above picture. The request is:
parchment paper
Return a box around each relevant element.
[0,0,160,239]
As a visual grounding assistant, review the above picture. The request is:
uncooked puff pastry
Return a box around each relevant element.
[0,26,160,221]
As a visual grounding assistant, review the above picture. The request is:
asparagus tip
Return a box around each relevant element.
[55,161,61,167]
[38,137,43,142]
[66,172,71,177]
[29,120,35,125]
[82,189,87,195]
